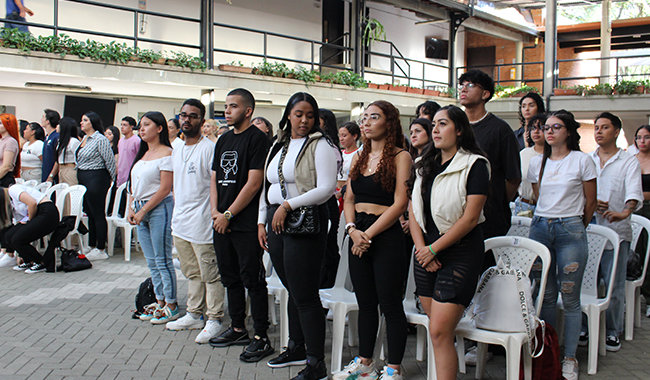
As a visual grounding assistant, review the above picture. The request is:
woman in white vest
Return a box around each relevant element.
[408,105,490,380]
[527,110,597,380]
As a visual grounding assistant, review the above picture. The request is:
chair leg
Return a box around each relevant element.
[587,311,600,375]
[124,227,132,261]
[634,287,642,328]
[425,324,436,380]
[268,294,278,325]
[475,342,488,379]
[330,304,347,373]
[522,342,533,380]
[598,310,606,357]
[625,282,635,341]
[456,335,467,374]
[348,310,359,347]
[107,223,115,257]
[415,324,426,361]
[372,316,386,363]
[279,288,289,349]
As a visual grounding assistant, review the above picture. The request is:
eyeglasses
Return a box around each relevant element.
[179,113,201,121]
[358,114,384,125]
[457,83,482,92]
[635,135,650,141]
[541,124,565,133]
[529,125,543,132]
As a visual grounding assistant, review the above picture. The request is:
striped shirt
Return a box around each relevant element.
[75,131,117,181]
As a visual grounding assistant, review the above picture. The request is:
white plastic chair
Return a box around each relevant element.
[55,185,87,254]
[15,178,24,184]
[403,248,436,380]
[106,183,137,261]
[319,228,359,373]
[625,214,650,341]
[23,179,38,187]
[507,216,532,237]
[44,183,69,204]
[264,251,289,348]
[556,224,620,375]
[455,236,551,380]
[34,181,52,193]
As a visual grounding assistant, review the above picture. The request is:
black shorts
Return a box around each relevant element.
[414,225,484,307]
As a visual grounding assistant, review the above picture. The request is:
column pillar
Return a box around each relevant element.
[515,41,523,87]
[543,0,557,98]
[600,0,612,84]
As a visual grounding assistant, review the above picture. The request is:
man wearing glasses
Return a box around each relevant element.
[587,112,642,352]
[166,98,227,345]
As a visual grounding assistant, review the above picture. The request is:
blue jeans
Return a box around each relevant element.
[529,215,587,359]
[5,13,29,33]
[514,196,535,216]
[601,241,629,337]
[136,196,177,304]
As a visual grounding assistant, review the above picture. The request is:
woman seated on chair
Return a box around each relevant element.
[407,105,490,380]
[0,184,60,273]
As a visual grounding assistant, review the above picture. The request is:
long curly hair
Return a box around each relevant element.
[349,100,404,192]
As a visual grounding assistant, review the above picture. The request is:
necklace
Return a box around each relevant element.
[367,154,381,173]
[469,111,489,125]
[182,142,199,163]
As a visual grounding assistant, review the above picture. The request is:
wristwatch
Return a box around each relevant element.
[224,210,233,221]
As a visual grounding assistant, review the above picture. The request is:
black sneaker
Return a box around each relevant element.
[578,331,588,347]
[605,335,621,352]
[209,326,250,347]
[267,342,307,368]
[291,360,327,380]
[240,335,274,362]
[12,262,32,271]
[25,263,46,273]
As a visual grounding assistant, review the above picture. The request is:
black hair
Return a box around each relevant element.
[252,116,273,140]
[319,109,341,149]
[182,98,206,119]
[0,187,13,228]
[518,92,546,128]
[538,109,582,184]
[43,108,61,128]
[458,69,495,102]
[83,111,105,134]
[408,118,433,159]
[525,113,548,147]
[56,117,79,163]
[279,92,320,140]
[128,111,171,193]
[106,125,120,154]
[122,116,137,128]
[19,120,28,138]
[227,88,256,113]
[594,111,622,130]
[340,121,360,142]
[634,125,650,149]
[408,105,486,197]
[168,118,181,137]
[415,101,441,119]
[29,122,45,141]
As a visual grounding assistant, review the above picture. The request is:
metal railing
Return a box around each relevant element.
[456,61,545,89]
[556,54,650,87]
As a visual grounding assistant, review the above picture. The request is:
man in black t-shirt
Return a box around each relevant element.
[208,88,273,362]
[459,69,521,262]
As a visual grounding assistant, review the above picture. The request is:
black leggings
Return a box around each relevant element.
[77,169,111,250]
[1,202,59,263]
[349,212,408,365]
[320,195,340,289]
[267,203,329,363]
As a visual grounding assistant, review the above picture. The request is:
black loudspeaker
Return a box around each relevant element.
[425,37,449,59]
[64,96,117,128]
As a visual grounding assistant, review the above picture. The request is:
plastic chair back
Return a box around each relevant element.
[507,216,531,237]
[583,224,619,300]
[35,181,52,193]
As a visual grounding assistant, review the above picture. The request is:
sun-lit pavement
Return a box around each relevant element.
[1,249,649,380]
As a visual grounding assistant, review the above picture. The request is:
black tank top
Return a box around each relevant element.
[642,174,650,192]
[350,173,393,206]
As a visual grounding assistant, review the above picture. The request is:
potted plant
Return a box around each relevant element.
[388,84,408,92]
[367,83,379,89]
[553,86,578,96]
[378,83,390,90]
[584,83,613,96]
[439,87,456,98]
[422,88,440,96]
[406,86,423,94]
[362,17,386,47]
[219,61,253,74]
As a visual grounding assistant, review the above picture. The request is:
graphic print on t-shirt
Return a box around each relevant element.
[220,151,238,181]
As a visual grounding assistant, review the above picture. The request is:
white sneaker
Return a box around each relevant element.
[646,305,650,318]
[0,252,16,267]
[333,357,379,380]
[82,246,92,255]
[562,358,579,380]
[379,366,403,380]
[86,248,108,261]
[195,319,222,344]
[465,346,493,366]
[166,313,205,331]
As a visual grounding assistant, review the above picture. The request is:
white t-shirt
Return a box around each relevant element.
[527,150,597,218]
[8,184,47,223]
[129,156,172,202]
[338,147,360,182]
[518,146,542,200]
[259,137,338,224]
[20,140,44,168]
[58,138,81,164]
[171,137,215,244]
[171,137,184,150]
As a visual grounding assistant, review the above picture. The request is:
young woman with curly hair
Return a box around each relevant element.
[336,100,411,380]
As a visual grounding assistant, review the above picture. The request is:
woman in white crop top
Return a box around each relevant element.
[48,117,81,186]
[19,122,44,181]
[126,111,177,325]
[527,110,597,379]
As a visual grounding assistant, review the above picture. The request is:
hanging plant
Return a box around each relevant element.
[362,17,386,47]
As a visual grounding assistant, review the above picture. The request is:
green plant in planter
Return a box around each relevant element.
[362,17,386,47]
[293,66,318,84]
[0,27,35,52]
[584,83,613,96]
[442,86,456,97]
[104,41,133,64]
[613,80,643,95]
[228,60,244,67]
[136,47,163,65]
[170,51,206,71]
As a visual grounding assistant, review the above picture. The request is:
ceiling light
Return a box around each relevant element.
[24,82,92,92]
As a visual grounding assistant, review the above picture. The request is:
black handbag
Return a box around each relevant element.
[57,247,92,272]
[277,138,320,235]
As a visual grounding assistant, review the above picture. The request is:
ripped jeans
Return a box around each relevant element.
[529,215,587,359]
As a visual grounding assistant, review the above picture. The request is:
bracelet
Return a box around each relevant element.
[428,245,437,256]
[345,223,356,235]
[281,203,291,213]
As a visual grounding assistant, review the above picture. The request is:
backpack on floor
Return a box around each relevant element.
[133,277,155,319]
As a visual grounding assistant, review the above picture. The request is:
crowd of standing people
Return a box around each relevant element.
[1,68,650,380]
